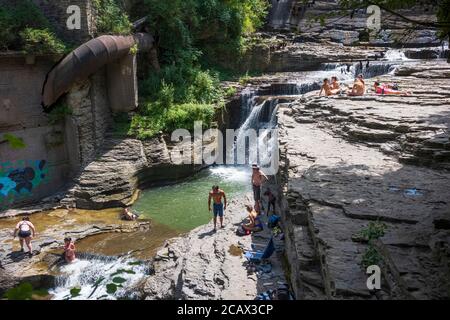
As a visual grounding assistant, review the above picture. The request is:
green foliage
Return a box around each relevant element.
[354,221,387,269]
[106,283,118,294]
[4,282,49,300]
[224,86,238,98]
[70,287,81,298]
[93,0,132,35]
[112,277,127,284]
[362,245,382,269]
[20,28,66,55]
[355,221,387,242]
[3,133,26,149]
[48,104,72,125]
[0,0,66,53]
[118,0,270,139]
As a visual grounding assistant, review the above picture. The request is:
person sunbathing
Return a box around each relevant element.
[347,74,365,96]
[374,81,412,95]
[319,78,339,96]
[331,76,340,92]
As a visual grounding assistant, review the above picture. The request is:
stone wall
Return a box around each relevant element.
[32,0,96,44]
[0,55,71,210]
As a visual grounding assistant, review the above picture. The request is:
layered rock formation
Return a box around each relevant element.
[278,61,450,299]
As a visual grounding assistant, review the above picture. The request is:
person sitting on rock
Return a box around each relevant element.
[121,207,138,221]
[319,78,333,96]
[374,81,411,95]
[63,237,76,263]
[331,76,340,93]
[242,205,264,233]
[347,74,366,96]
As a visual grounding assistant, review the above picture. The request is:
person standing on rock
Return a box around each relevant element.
[13,216,36,256]
[208,185,227,232]
[252,164,268,213]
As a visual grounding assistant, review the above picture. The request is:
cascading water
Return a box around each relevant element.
[49,255,150,300]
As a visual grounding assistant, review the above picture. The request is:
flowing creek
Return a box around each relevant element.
[2,60,402,299]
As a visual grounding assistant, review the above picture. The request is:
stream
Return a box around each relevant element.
[46,60,401,300]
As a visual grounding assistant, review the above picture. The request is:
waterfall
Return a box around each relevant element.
[267,0,295,29]
[49,256,150,300]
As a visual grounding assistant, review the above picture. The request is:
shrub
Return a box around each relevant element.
[0,0,64,52]
[93,0,132,35]
[20,28,67,55]
[165,103,215,132]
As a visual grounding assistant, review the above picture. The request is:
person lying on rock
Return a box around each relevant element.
[64,237,76,263]
[13,216,36,256]
[208,185,227,232]
[121,207,138,221]
[242,205,264,233]
[374,81,412,95]
[347,74,366,96]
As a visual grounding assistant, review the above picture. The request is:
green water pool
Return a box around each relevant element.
[132,166,252,232]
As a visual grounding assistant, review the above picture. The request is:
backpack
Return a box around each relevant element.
[268,215,280,229]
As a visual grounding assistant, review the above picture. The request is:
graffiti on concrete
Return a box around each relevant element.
[0,160,49,206]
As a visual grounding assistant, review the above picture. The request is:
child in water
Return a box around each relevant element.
[64,237,76,263]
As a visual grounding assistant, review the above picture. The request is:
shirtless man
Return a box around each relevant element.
[13,216,36,256]
[252,164,268,212]
[331,76,340,92]
[347,74,365,96]
[208,185,227,231]
[319,78,332,96]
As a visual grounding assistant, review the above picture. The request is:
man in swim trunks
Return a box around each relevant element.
[13,216,36,256]
[208,185,227,231]
[347,74,365,96]
[252,164,268,212]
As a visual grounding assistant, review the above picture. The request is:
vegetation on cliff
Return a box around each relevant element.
[118,0,270,139]
[0,0,67,54]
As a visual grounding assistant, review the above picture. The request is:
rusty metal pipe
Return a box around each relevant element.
[42,33,154,108]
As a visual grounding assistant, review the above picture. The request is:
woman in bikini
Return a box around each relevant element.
[374,81,412,95]
[13,216,36,256]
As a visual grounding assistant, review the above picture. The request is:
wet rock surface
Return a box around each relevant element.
[0,208,149,294]
[140,195,287,300]
[278,61,450,299]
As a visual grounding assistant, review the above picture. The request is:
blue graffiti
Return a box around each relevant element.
[0,160,48,202]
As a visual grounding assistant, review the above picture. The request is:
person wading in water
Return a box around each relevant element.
[13,216,36,256]
[208,185,227,232]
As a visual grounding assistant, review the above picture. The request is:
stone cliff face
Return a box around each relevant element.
[277,61,450,299]
[267,0,441,47]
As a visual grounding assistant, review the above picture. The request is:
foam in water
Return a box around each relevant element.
[384,49,409,61]
[50,257,149,300]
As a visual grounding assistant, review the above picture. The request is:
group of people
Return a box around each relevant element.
[320,74,411,97]
[13,216,76,263]
[207,164,276,234]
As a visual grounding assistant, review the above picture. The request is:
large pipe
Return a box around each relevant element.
[42,33,154,108]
